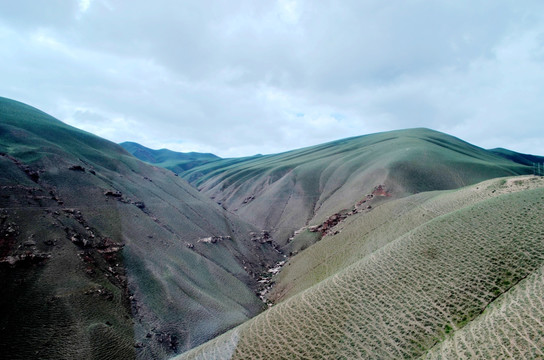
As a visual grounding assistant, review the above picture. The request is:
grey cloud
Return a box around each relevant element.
[0,1,543,157]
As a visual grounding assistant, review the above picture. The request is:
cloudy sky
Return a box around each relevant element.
[1,1,544,157]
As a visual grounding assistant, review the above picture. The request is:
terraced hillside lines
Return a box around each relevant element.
[181,129,530,246]
[422,263,544,359]
[176,184,544,359]
[271,176,544,302]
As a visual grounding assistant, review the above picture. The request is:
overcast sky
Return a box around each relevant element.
[1,1,544,157]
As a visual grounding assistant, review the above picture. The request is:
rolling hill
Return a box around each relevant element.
[0,97,281,359]
[176,175,544,359]
[2,96,543,360]
[180,129,533,253]
[120,142,220,173]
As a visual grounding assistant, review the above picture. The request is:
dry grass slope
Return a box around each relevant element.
[175,176,544,359]
[271,176,544,301]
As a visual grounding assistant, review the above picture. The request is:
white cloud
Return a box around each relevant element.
[78,0,92,13]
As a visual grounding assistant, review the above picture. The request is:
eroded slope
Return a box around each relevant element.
[182,129,529,246]
[272,176,544,301]
[176,177,544,359]
[0,97,280,359]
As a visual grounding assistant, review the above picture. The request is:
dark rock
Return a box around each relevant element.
[104,190,122,197]
[133,201,145,209]
[68,165,86,172]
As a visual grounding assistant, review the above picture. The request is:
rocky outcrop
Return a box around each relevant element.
[310,185,392,237]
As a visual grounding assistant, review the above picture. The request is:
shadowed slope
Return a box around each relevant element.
[175,176,544,359]
[0,97,280,359]
[181,129,530,246]
[490,147,544,167]
[120,142,220,172]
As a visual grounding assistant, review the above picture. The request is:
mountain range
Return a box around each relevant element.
[1,96,543,359]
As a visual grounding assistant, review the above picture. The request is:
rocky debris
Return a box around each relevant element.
[4,223,19,236]
[84,286,114,301]
[197,235,232,244]
[372,184,392,197]
[356,184,391,207]
[78,252,97,265]
[68,165,86,172]
[257,260,286,307]
[70,233,92,247]
[309,185,392,237]
[96,237,124,252]
[23,240,36,247]
[104,190,122,197]
[43,238,57,246]
[0,252,51,266]
[154,332,179,352]
[288,227,307,242]
[185,243,194,249]
[22,165,40,182]
[267,260,285,275]
[133,201,145,209]
[309,213,348,236]
[0,153,42,182]
[242,195,255,204]
[103,190,135,205]
[251,230,274,244]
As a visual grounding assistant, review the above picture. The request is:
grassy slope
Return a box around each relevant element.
[176,176,544,359]
[490,147,544,167]
[181,129,530,246]
[0,97,280,359]
[422,262,544,359]
[270,176,542,301]
[120,141,220,173]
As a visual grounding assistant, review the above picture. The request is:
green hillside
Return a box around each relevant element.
[181,129,531,248]
[120,141,219,173]
[2,96,543,360]
[490,147,544,168]
[176,176,544,359]
[0,97,280,359]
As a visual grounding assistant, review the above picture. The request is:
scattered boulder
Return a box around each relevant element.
[243,195,255,204]
[68,165,86,172]
[104,190,122,197]
[133,201,146,209]
[197,235,232,244]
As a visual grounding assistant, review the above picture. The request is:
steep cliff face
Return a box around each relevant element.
[0,97,281,359]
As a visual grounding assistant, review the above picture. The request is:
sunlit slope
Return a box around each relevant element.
[176,177,544,359]
[271,176,544,301]
[0,97,280,359]
[120,141,220,172]
[423,262,544,359]
[182,129,529,245]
